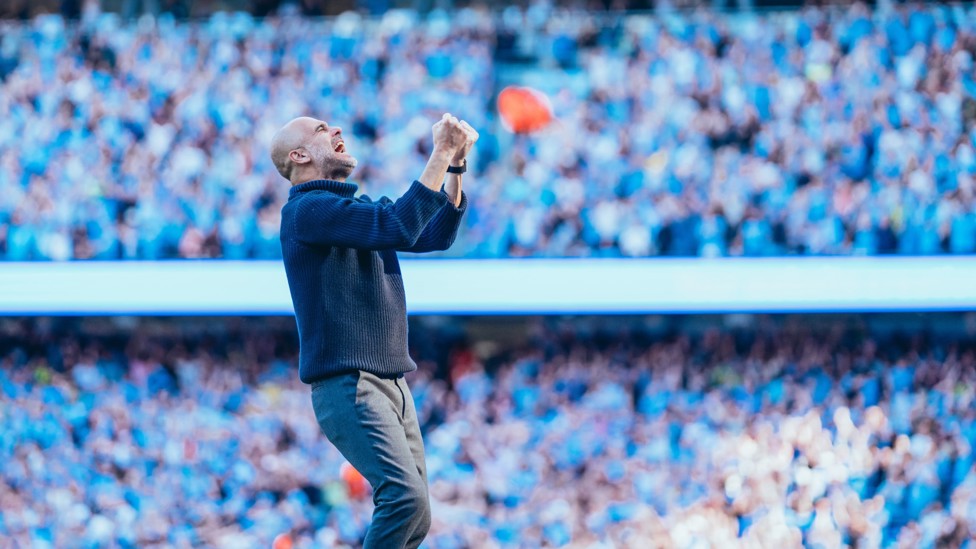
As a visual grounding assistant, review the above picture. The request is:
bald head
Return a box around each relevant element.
[270,117,316,181]
[270,117,356,184]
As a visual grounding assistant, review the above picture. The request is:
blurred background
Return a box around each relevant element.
[1,0,974,259]
[2,0,976,547]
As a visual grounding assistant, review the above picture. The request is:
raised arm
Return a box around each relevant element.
[293,181,448,250]
[292,114,471,251]
[443,120,478,207]
[418,113,469,193]
[401,120,478,253]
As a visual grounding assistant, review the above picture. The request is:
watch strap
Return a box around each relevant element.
[447,160,467,174]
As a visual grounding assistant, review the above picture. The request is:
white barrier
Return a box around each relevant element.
[0,257,974,315]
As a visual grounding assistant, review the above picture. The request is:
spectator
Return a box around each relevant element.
[0,4,974,260]
[1,316,975,547]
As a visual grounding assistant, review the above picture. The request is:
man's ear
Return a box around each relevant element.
[289,149,310,165]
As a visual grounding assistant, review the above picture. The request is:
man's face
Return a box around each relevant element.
[304,119,358,180]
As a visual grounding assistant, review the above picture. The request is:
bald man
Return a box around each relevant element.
[274,114,477,548]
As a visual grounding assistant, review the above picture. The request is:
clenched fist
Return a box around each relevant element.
[432,113,469,155]
[452,120,479,165]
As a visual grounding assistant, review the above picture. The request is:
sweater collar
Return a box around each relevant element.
[289,179,358,199]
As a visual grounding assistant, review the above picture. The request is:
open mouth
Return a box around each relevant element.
[333,140,346,154]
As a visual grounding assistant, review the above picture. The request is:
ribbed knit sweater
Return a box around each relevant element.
[280,179,467,384]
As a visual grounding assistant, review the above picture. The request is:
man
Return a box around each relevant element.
[272,113,477,548]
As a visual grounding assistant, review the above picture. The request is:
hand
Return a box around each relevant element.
[432,113,468,156]
[451,120,479,165]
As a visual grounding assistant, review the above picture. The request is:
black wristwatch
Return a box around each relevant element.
[447,160,467,174]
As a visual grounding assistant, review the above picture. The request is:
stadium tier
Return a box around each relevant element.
[1,315,975,547]
[1,3,975,260]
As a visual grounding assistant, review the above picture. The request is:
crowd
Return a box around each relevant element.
[0,3,975,259]
[1,316,975,547]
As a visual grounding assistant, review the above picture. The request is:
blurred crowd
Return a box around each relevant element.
[2,317,975,547]
[1,2,976,259]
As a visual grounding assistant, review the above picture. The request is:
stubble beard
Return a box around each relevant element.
[314,147,358,181]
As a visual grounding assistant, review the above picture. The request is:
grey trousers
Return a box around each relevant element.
[311,371,430,549]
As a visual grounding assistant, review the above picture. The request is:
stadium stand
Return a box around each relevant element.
[1,3,975,259]
[1,315,975,547]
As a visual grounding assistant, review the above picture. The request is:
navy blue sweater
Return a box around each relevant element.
[280,179,467,384]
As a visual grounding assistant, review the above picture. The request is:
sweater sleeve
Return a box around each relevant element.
[399,190,468,253]
[294,181,448,250]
